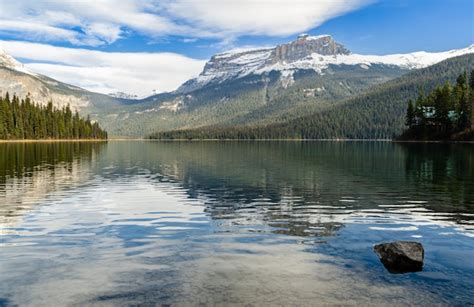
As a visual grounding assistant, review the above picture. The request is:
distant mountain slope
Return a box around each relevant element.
[151,54,474,140]
[177,35,473,94]
[98,36,473,137]
[0,48,132,114]
[2,36,473,137]
[96,63,408,136]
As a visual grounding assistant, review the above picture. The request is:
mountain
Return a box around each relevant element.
[97,35,473,137]
[177,34,472,94]
[151,53,474,140]
[176,34,350,93]
[0,48,33,75]
[108,92,140,100]
[1,36,473,137]
[0,48,130,113]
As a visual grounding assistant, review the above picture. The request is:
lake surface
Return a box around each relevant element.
[0,141,473,306]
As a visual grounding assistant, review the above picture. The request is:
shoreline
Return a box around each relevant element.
[1,138,472,144]
[141,138,474,144]
[0,139,108,143]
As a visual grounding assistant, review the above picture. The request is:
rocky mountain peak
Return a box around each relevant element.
[0,48,20,68]
[177,35,351,93]
[0,48,35,75]
[176,36,474,94]
[270,34,350,64]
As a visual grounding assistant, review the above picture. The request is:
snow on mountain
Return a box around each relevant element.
[109,91,140,99]
[187,48,274,89]
[214,46,273,59]
[257,44,474,74]
[0,48,36,76]
[0,48,98,111]
[177,35,474,93]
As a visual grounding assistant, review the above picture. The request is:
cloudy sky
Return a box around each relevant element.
[0,0,472,97]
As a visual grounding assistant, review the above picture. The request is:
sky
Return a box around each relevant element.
[0,0,473,97]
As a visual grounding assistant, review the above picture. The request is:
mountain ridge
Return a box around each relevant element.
[1,36,473,137]
[150,53,474,140]
[176,35,474,94]
[0,48,37,76]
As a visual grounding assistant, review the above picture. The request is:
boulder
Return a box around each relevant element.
[374,241,424,273]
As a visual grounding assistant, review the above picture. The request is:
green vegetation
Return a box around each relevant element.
[149,54,474,140]
[0,142,105,182]
[0,92,107,140]
[400,70,474,140]
[97,64,407,137]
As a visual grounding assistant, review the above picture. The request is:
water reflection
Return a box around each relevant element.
[94,141,474,236]
[0,141,473,305]
[0,142,105,234]
[402,143,474,219]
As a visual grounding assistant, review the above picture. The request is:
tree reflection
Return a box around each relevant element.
[0,142,106,230]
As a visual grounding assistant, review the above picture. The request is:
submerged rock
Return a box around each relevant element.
[374,241,424,273]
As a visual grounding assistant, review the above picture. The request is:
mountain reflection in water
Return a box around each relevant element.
[0,141,473,305]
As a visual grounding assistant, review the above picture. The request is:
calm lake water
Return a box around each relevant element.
[0,141,473,306]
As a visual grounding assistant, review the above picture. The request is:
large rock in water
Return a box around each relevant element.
[374,241,424,273]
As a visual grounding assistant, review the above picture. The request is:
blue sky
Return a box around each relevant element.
[97,0,474,58]
[0,0,473,96]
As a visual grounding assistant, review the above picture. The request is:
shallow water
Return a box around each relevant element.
[0,141,473,306]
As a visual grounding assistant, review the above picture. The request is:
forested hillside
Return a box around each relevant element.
[399,71,474,140]
[0,93,107,140]
[94,63,407,136]
[3,37,472,138]
[150,54,474,140]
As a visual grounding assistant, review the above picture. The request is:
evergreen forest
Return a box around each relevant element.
[400,70,474,140]
[0,93,107,140]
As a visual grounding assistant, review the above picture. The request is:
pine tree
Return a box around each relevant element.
[0,96,5,138]
[0,92,107,140]
[434,82,452,131]
[406,99,415,127]
[455,72,469,130]
[414,90,426,124]
[469,69,474,129]
[3,93,13,138]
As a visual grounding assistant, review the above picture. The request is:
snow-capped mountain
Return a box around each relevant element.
[0,48,36,76]
[0,48,125,112]
[109,91,140,100]
[178,35,474,93]
[1,37,473,138]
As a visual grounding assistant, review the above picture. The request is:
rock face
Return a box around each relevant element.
[0,48,128,113]
[0,48,34,75]
[176,34,474,94]
[270,34,350,64]
[0,67,91,111]
[374,241,424,273]
[176,35,351,93]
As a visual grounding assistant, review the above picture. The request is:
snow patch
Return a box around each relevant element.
[159,99,184,112]
[134,108,158,114]
[180,43,474,92]
[109,91,140,99]
[214,47,273,59]
[0,48,37,76]
[306,34,332,41]
[279,70,295,88]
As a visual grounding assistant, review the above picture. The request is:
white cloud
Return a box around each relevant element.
[0,0,180,46]
[0,1,374,96]
[166,0,373,37]
[0,0,373,45]
[0,40,206,97]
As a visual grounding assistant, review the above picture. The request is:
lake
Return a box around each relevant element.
[0,141,473,306]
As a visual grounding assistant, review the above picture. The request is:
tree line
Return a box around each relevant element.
[0,92,107,140]
[149,55,474,140]
[402,70,474,140]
